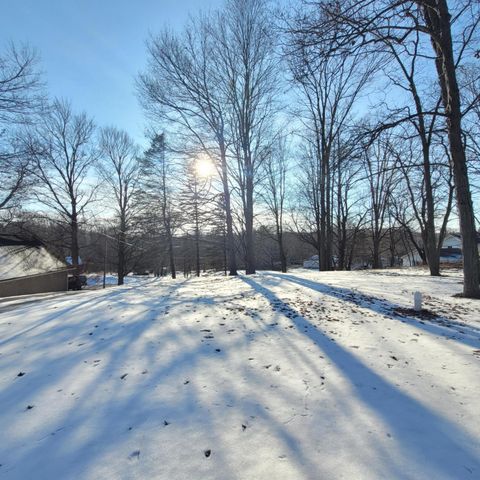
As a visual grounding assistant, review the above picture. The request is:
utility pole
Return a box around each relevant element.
[103,235,108,289]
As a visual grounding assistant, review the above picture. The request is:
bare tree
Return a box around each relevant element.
[293,141,322,267]
[391,132,454,274]
[213,0,279,274]
[137,17,238,276]
[28,99,97,284]
[351,22,452,276]
[331,134,366,270]
[362,134,399,268]
[178,157,215,277]
[0,135,31,216]
[98,127,141,285]
[286,18,376,270]
[461,65,480,208]
[139,134,179,279]
[261,137,288,272]
[296,0,480,296]
[0,43,44,123]
[0,43,45,218]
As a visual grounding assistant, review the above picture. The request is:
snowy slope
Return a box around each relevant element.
[0,269,479,479]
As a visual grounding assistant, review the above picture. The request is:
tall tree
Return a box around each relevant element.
[286,17,376,270]
[137,18,238,275]
[139,134,178,279]
[29,99,97,284]
[362,134,399,269]
[0,43,44,219]
[178,157,214,277]
[293,141,322,268]
[261,137,288,272]
[331,134,366,270]
[213,0,279,274]
[296,0,480,296]
[98,127,141,285]
[391,132,454,274]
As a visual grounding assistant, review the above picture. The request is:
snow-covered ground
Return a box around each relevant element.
[0,269,479,479]
[85,274,154,288]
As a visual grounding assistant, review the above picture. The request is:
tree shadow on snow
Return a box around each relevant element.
[263,272,480,350]
[241,275,480,479]
[0,277,309,479]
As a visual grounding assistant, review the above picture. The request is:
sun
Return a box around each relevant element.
[195,157,216,178]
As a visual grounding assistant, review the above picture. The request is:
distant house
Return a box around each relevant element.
[402,232,480,267]
[303,255,319,269]
[439,247,463,264]
[0,235,69,297]
[441,233,480,264]
[442,232,480,250]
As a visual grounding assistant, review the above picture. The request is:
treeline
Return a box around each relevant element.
[7,213,421,277]
[1,0,480,297]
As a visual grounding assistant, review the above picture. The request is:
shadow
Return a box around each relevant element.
[263,272,480,349]
[0,282,160,348]
[241,275,480,479]
[0,276,320,479]
[2,273,479,479]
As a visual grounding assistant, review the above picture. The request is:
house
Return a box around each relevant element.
[442,232,480,250]
[402,232,480,267]
[441,232,480,263]
[303,255,319,269]
[0,235,69,297]
[439,247,463,264]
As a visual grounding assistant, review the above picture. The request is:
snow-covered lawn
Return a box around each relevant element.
[0,269,479,479]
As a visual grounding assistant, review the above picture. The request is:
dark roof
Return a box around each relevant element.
[440,248,462,258]
[0,234,43,248]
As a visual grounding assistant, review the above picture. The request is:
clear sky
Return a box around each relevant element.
[1,0,223,146]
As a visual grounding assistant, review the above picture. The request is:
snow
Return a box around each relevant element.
[0,268,479,479]
[85,274,154,288]
[0,245,65,280]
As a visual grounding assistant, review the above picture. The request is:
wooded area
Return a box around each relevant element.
[1,0,480,296]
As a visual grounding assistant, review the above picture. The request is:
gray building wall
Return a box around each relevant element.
[0,269,68,298]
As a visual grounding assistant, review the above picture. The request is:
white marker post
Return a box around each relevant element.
[414,291,422,312]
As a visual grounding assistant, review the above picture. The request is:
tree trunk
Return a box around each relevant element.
[316,220,322,271]
[220,145,238,276]
[276,225,287,273]
[117,214,126,285]
[336,165,346,271]
[166,223,176,279]
[319,155,327,270]
[245,171,256,274]
[413,87,441,276]
[337,215,348,270]
[117,235,125,285]
[325,155,333,270]
[223,226,228,276]
[422,0,480,297]
[71,213,80,288]
[372,234,382,269]
[424,229,440,276]
[168,235,176,279]
[194,192,201,277]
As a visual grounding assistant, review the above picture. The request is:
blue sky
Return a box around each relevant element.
[1,0,223,146]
